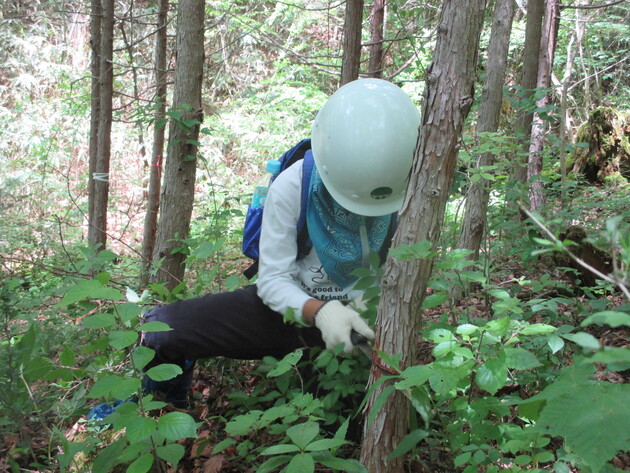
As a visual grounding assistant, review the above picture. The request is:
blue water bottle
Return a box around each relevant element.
[251,159,281,208]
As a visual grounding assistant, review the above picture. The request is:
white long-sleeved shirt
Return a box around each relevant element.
[256,160,362,321]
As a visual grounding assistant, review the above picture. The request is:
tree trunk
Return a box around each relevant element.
[359,1,486,471]
[527,0,560,211]
[458,0,515,260]
[88,0,101,242]
[367,0,385,78]
[512,0,545,184]
[88,0,114,250]
[141,0,169,287]
[151,0,205,289]
[340,0,364,86]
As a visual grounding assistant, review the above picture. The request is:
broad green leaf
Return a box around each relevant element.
[286,453,315,473]
[305,438,347,452]
[268,350,303,377]
[504,347,542,370]
[581,311,630,328]
[257,455,291,473]
[287,422,319,450]
[520,323,556,336]
[456,324,479,336]
[156,443,185,466]
[92,438,126,473]
[118,303,142,323]
[138,321,172,332]
[562,332,601,351]
[476,356,508,395]
[396,364,432,390]
[60,346,76,366]
[225,411,262,436]
[22,356,54,382]
[109,330,139,349]
[314,454,368,472]
[588,347,630,370]
[426,328,455,343]
[422,292,448,309]
[429,365,467,396]
[127,453,153,473]
[83,313,116,329]
[387,428,428,460]
[58,279,121,306]
[536,383,630,472]
[528,362,595,403]
[131,346,155,371]
[547,335,565,353]
[261,444,300,455]
[88,375,140,399]
[125,416,156,443]
[145,363,183,382]
[157,412,198,440]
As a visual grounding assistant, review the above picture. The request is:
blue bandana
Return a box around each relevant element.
[306,166,392,288]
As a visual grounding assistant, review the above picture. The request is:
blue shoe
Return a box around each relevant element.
[87,400,124,421]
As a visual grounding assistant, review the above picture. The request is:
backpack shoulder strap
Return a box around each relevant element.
[296,149,314,259]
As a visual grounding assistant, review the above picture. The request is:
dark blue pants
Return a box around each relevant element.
[142,285,324,368]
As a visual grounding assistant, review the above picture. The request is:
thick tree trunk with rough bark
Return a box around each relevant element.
[141,0,169,287]
[341,0,364,86]
[458,0,515,259]
[367,0,385,78]
[512,0,545,184]
[528,0,560,211]
[151,0,204,289]
[359,1,486,471]
[88,0,114,250]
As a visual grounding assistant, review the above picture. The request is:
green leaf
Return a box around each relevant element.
[257,455,291,473]
[422,292,447,309]
[157,412,198,440]
[138,321,172,332]
[314,454,368,472]
[396,364,432,390]
[504,347,542,370]
[87,375,141,400]
[581,311,630,328]
[58,279,121,306]
[267,350,303,377]
[588,347,630,370]
[261,444,300,455]
[287,453,315,473]
[22,356,54,382]
[125,416,156,443]
[83,313,116,329]
[547,335,565,354]
[156,443,185,466]
[536,383,630,472]
[520,323,556,335]
[131,346,155,371]
[305,438,347,452]
[456,324,479,336]
[127,453,153,473]
[287,422,319,450]
[60,346,76,366]
[562,332,601,350]
[388,428,428,460]
[145,363,183,382]
[109,330,139,349]
[476,356,508,395]
[225,411,262,436]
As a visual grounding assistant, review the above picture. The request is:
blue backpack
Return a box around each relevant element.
[242,139,315,279]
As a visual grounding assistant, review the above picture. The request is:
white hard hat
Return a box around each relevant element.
[311,78,420,217]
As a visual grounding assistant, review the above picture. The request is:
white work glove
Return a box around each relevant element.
[314,300,375,354]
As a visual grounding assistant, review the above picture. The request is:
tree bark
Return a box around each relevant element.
[367,0,385,78]
[359,1,486,471]
[151,0,205,289]
[458,0,515,259]
[88,0,114,250]
[527,0,560,211]
[340,0,364,86]
[141,0,170,287]
[88,0,101,241]
[512,0,545,184]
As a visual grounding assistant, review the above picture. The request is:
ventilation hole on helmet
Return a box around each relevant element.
[371,187,393,200]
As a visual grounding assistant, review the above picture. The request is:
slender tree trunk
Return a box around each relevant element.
[458,0,515,259]
[151,0,205,289]
[512,0,545,184]
[359,1,486,471]
[88,0,101,244]
[88,0,114,249]
[559,14,578,203]
[141,0,169,287]
[340,0,364,86]
[527,0,560,211]
[367,0,385,78]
